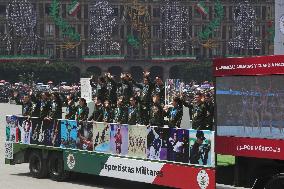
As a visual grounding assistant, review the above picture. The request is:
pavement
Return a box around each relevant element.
[0,103,246,189]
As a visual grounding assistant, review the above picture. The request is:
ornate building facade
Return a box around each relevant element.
[0,0,275,79]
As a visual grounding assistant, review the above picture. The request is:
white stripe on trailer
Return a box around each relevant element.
[99,156,165,183]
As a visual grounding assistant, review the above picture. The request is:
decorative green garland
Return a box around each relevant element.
[127,35,140,49]
[50,0,80,41]
[198,0,224,41]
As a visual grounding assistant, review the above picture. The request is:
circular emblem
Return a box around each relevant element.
[197,170,210,189]
[280,15,284,35]
[66,154,76,170]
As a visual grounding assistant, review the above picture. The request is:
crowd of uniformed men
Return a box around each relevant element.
[21,71,214,130]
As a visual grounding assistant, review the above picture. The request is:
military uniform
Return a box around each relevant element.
[153,84,165,105]
[22,101,33,116]
[102,107,113,123]
[30,100,40,117]
[39,100,51,120]
[127,105,140,125]
[49,100,62,120]
[149,103,164,127]
[76,105,89,121]
[192,102,207,130]
[117,79,133,103]
[133,77,154,125]
[204,101,214,130]
[88,103,103,122]
[166,106,183,128]
[113,106,128,124]
[65,100,76,120]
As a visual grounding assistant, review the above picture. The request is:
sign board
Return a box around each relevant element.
[214,56,284,160]
[80,78,92,102]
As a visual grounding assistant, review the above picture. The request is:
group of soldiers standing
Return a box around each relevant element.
[20,71,214,130]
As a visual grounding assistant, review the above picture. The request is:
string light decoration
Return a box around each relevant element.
[3,0,39,53]
[228,0,261,51]
[88,0,120,53]
[160,0,189,51]
[125,0,151,48]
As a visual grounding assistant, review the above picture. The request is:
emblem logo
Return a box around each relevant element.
[197,170,210,189]
[66,154,76,170]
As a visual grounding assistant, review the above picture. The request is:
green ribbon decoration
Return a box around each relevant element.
[127,35,140,49]
[50,0,80,42]
[198,0,224,41]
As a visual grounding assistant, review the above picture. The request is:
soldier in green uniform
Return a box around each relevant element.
[76,98,89,121]
[204,93,214,131]
[88,96,104,122]
[49,92,62,120]
[192,92,207,130]
[153,76,165,105]
[102,99,113,123]
[39,92,51,120]
[113,97,128,124]
[22,94,32,116]
[149,94,164,127]
[164,97,183,128]
[127,97,140,125]
[133,71,154,125]
[30,92,41,118]
[65,94,76,120]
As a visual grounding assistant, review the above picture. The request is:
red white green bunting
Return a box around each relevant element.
[196,1,209,17]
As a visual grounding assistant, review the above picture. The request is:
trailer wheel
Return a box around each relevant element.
[29,151,48,178]
[264,174,284,189]
[48,153,69,182]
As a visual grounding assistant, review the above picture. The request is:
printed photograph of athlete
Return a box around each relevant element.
[93,122,110,152]
[60,120,78,149]
[147,126,168,161]
[110,124,128,155]
[189,130,215,166]
[128,125,147,159]
[77,121,93,151]
[167,128,189,163]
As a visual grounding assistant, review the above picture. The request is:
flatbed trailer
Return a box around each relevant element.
[5,117,216,189]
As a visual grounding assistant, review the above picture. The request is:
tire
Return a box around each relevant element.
[265,174,284,189]
[29,151,48,178]
[48,152,69,182]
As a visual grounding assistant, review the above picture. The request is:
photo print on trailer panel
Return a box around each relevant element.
[147,126,169,161]
[60,120,78,149]
[93,122,110,153]
[189,129,215,167]
[128,125,147,159]
[110,123,129,156]
[77,121,93,151]
[6,115,19,142]
[167,128,189,163]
